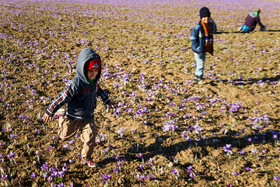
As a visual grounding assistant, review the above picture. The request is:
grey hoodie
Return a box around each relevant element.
[46,48,110,121]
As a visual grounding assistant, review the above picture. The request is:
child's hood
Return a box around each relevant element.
[249,12,259,18]
[76,48,101,83]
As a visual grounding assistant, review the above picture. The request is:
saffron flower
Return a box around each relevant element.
[273,176,280,181]
[223,144,232,154]
[171,168,179,176]
[245,166,252,171]
[139,175,145,181]
[2,174,7,180]
[101,174,112,184]
[118,128,125,138]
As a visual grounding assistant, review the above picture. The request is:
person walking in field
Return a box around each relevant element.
[190,7,214,83]
[239,9,266,32]
[43,48,114,167]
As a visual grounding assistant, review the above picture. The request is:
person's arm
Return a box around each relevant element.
[46,81,78,117]
[97,84,115,109]
[256,16,264,27]
[190,25,203,53]
[210,18,217,33]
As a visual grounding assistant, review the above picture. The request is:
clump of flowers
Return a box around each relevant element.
[223,144,233,155]
[248,114,270,130]
[101,174,112,184]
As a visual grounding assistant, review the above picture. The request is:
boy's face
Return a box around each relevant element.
[201,17,210,24]
[87,68,99,80]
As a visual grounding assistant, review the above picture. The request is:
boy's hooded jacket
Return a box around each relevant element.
[190,21,214,55]
[46,48,110,121]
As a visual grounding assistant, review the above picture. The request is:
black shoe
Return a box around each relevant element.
[193,76,202,82]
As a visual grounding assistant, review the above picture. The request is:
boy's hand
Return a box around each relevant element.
[43,113,52,123]
[107,100,115,109]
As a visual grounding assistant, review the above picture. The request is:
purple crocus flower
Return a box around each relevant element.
[273,176,280,181]
[240,150,245,155]
[223,144,232,154]
[163,123,170,132]
[139,164,144,171]
[118,128,125,134]
[114,108,122,116]
[2,174,7,180]
[182,131,190,141]
[149,158,155,164]
[10,133,17,139]
[187,166,193,170]
[43,174,48,179]
[63,144,70,150]
[147,174,153,180]
[31,173,36,178]
[69,139,75,145]
[7,152,15,159]
[251,148,257,154]
[245,166,252,171]
[146,161,152,166]
[171,168,179,175]
[139,175,145,181]
[41,162,48,171]
[118,161,123,166]
[101,174,112,184]
[190,173,196,178]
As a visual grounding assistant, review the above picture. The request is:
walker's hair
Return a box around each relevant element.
[257,9,261,14]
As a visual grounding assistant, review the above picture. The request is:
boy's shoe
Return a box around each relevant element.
[87,160,97,168]
[81,159,97,168]
[193,76,202,83]
[81,159,87,165]
[194,76,206,84]
[55,109,65,117]
[260,26,266,31]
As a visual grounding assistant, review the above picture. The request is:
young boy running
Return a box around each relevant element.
[190,7,214,83]
[43,48,113,167]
